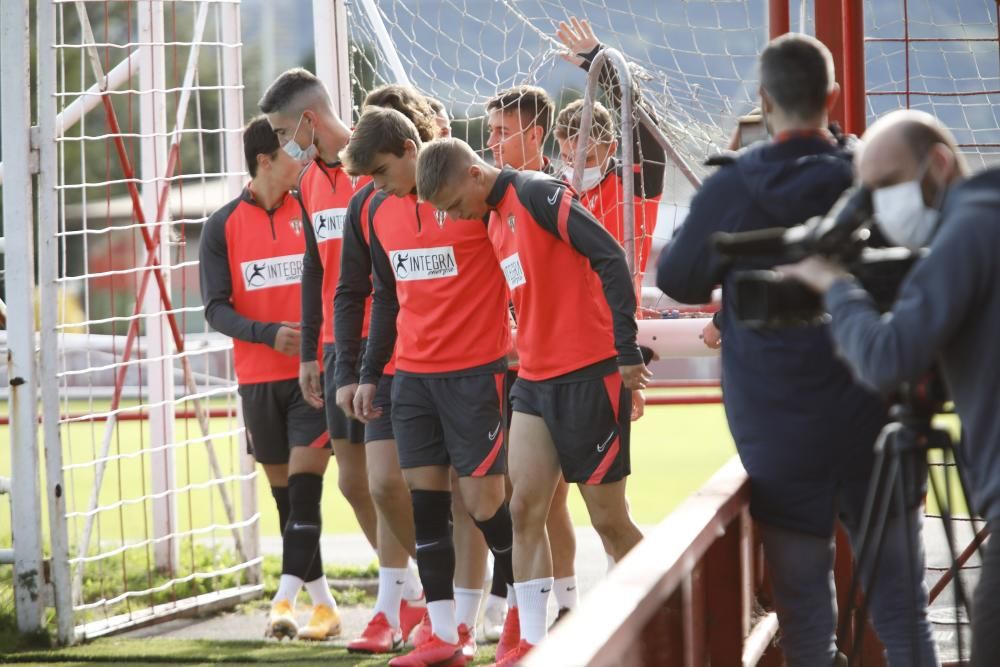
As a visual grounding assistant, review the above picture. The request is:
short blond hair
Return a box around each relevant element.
[554,99,616,145]
[341,107,421,177]
[416,138,478,202]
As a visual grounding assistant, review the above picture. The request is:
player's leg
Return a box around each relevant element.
[323,343,378,548]
[507,377,562,659]
[564,372,643,561]
[280,379,339,641]
[438,370,513,663]
[240,382,302,640]
[546,478,578,620]
[386,374,464,666]
[451,469,489,651]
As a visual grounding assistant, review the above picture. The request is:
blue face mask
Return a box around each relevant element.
[282,112,317,164]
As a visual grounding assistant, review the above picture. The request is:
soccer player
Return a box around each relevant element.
[417,138,649,665]
[200,117,339,639]
[484,84,581,640]
[332,85,487,653]
[259,70,424,642]
[343,108,516,666]
[553,17,666,276]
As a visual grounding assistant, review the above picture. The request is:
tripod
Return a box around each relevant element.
[837,398,981,667]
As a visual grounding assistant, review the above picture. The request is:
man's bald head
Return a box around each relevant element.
[857,109,968,191]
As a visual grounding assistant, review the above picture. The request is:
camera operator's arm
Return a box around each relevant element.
[780,215,991,393]
[655,172,736,304]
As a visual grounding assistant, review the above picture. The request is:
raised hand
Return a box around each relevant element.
[556,16,600,67]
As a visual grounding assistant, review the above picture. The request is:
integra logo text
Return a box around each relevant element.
[389,246,458,281]
[312,208,346,241]
[240,254,304,291]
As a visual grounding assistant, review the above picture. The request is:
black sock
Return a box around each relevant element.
[271,485,290,533]
[411,489,455,603]
[282,473,323,579]
[490,564,508,598]
[474,503,514,588]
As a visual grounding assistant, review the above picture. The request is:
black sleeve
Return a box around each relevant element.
[524,177,642,366]
[579,45,665,198]
[359,199,400,385]
[299,196,324,362]
[655,169,740,304]
[199,202,281,346]
[333,184,377,388]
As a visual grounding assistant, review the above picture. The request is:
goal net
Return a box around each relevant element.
[347,0,771,292]
[34,0,259,640]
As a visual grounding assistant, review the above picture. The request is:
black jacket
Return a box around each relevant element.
[657,136,888,537]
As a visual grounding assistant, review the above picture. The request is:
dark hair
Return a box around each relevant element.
[258,67,329,115]
[759,33,834,121]
[486,85,555,138]
[362,84,438,142]
[340,107,421,176]
[243,115,280,178]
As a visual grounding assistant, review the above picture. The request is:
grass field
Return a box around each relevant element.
[0,392,737,548]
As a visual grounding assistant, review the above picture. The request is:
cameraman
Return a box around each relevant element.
[656,35,937,666]
[780,109,1000,666]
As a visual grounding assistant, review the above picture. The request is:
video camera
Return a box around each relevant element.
[712,186,923,328]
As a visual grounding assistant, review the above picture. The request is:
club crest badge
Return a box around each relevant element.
[507,214,516,233]
[435,209,447,228]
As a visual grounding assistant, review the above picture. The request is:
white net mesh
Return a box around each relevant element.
[864,0,1000,169]
[347,0,769,295]
[44,0,259,637]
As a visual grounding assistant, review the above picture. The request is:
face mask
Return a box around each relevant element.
[282,112,317,163]
[873,170,941,250]
[562,165,604,192]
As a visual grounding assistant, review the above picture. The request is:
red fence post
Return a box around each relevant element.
[841,0,867,135]
[769,0,790,39]
[815,0,847,127]
[705,514,748,664]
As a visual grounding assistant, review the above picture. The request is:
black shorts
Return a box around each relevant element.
[365,373,395,443]
[510,367,631,485]
[238,378,330,465]
[390,369,507,477]
[322,343,365,444]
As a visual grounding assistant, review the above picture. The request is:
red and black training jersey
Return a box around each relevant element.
[298,158,371,357]
[578,163,661,273]
[359,192,511,380]
[486,168,642,381]
[573,43,666,274]
[200,187,308,385]
[332,181,397,387]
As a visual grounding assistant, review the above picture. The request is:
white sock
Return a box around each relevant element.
[403,560,423,601]
[485,592,507,616]
[553,576,579,611]
[506,584,517,608]
[427,599,459,643]
[373,567,407,628]
[304,575,337,609]
[454,587,483,629]
[514,577,552,646]
[606,553,616,571]
[273,574,304,605]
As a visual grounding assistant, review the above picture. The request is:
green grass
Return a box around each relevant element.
[1,638,497,665]
[0,393,737,546]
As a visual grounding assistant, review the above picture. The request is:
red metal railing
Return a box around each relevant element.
[526,457,781,666]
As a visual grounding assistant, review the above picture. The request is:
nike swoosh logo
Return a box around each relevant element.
[540,587,552,594]
[596,430,616,453]
[289,522,319,532]
[547,188,561,206]
[488,421,502,441]
[566,586,576,592]
[492,545,512,555]
[416,540,440,551]
[395,580,405,585]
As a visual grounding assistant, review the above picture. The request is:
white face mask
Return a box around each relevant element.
[282,112,318,164]
[562,165,604,192]
[873,178,940,251]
